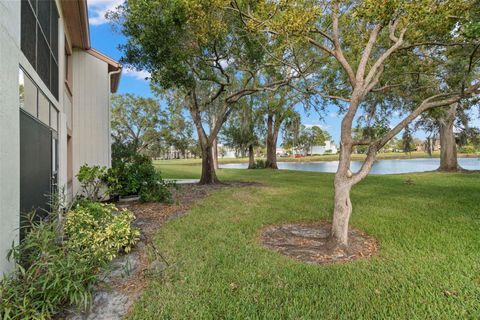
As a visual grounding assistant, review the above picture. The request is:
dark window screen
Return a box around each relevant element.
[51,57,58,99]
[20,110,53,240]
[37,0,50,44]
[51,7,58,60]
[28,0,36,13]
[21,0,36,69]
[37,28,50,89]
[20,0,59,101]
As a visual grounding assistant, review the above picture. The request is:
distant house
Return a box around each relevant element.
[310,141,338,155]
[0,0,121,274]
[296,141,338,156]
[415,137,440,152]
[217,144,238,158]
[276,147,287,156]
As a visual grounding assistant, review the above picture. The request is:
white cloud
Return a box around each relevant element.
[88,0,123,26]
[123,67,151,81]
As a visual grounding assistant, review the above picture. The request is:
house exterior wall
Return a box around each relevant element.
[0,0,21,274]
[71,49,111,195]
[311,141,338,155]
[0,0,116,275]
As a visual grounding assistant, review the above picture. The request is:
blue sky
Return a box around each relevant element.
[87,1,479,145]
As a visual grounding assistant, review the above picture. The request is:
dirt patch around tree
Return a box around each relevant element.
[260,221,378,265]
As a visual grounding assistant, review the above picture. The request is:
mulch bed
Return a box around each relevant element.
[260,221,378,265]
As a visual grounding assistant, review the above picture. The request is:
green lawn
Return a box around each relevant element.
[130,162,480,319]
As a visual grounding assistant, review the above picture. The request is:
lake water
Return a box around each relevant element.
[220,158,480,174]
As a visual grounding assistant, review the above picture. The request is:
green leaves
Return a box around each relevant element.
[64,201,140,263]
[0,201,140,319]
[109,154,174,203]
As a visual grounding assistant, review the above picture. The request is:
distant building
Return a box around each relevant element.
[310,141,338,155]
[415,137,440,152]
[218,144,237,158]
[276,147,287,156]
[296,141,338,156]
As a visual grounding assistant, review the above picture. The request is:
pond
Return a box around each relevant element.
[220,157,480,174]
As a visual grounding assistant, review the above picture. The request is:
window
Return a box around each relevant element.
[19,68,59,132]
[19,69,37,116]
[20,0,59,100]
[65,46,73,94]
[50,105,58,131]
[38,91,49,125]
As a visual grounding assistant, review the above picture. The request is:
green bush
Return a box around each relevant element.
[0,202,140,319]
[458,145,478,154]
[64,201,140,262]
[252,159,266,169]
[109,154,173,202]
[76,164,114,201]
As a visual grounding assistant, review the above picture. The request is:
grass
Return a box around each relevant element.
[130,161,480,319]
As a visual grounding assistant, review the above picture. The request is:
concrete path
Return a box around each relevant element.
[166,179,199,184]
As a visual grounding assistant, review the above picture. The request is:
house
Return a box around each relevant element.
[217,143,237,158]
[275,147,288,156]
[415,137,440,152]
[0,0,121,274]
[295,141,338,156]
[310,141,338,155]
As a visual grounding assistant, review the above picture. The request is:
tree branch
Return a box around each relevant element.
[331,1,356,87]
[357,24,382,81]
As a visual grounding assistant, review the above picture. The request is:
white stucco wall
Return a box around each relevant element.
[311,141,338,155]
[71,49,111,195]
[0,0,68,275]
[0,0,21,275]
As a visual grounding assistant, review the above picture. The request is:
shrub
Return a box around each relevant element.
[65,201,139,261]
[252,159,266,169]
[458,145,477,154]
[64,201,140,262]
[109,154,173,202]
[76,165,112,201]
[0,213,96,319]
[0,202,140,319]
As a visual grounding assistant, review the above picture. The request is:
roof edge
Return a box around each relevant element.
[86,49,122,93]
[61,0,90,49]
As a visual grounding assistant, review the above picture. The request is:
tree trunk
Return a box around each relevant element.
[265,114,278,169]
[328,93,368,249]
[438,103,460,171]
[329,142,354,248]
[425,137,433,157]
[330,178,352,248]
[248,144,255,169]
[212,138,219,170]
[200,143,220,184]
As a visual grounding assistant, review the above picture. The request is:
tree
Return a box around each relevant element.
[455,109,480,153]
[295,125,331,155]
[281,111,301,155]
[234,0,480,247]
[401,125,415,154]
[221,96,262,168]
[110,0,296,184]
[162,97,196,159]
[259,89,301,168]
[111,94,166,156]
